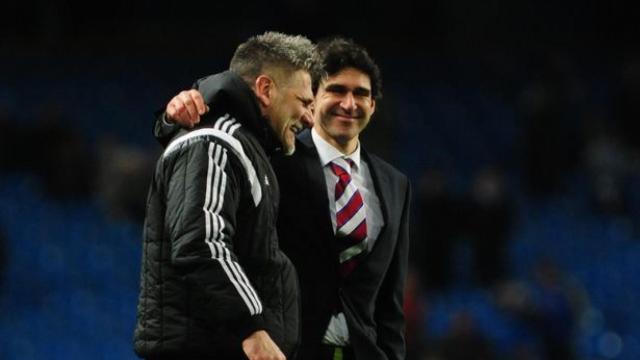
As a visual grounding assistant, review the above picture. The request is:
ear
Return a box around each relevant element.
[254,75,275,107]
[370,98,376,116]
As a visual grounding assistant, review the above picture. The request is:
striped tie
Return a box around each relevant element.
[330,158,368,277]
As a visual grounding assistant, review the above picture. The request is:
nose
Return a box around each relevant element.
[340,92,357,112]
[300,108,314,128]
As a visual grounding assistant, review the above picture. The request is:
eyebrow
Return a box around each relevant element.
[325,84,371,96]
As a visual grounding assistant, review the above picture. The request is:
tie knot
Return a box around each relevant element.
[330,158,354,177]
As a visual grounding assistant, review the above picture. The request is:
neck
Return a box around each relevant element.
[315,128,358,155]
[335,139,358,155]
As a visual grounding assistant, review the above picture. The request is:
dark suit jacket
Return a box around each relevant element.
[271,130,411,360]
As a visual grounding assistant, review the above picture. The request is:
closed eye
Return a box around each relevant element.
[297,96,314,108]
[325,84,371,98]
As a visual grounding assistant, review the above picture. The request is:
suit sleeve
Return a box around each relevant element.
[153,112,180,147]
[165,138,264,341]
[374,180,411,360]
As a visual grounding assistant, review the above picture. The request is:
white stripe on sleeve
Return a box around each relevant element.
[202,142,262,315]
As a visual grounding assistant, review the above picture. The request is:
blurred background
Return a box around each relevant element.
[0,1,639,359]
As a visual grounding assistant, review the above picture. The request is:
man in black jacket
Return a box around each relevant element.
[158,37,410,360]
[134,32,321,360]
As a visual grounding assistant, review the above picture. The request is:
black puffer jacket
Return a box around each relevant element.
[134,71,300,359]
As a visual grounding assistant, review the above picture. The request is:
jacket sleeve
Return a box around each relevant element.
[374,180,411,360]
[165,137,264,341]
[153,112,180,148]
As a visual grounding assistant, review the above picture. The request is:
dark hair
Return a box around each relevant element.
[315,37,382,100]
[230,31,323,86]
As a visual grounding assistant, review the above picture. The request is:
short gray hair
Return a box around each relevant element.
[230,31,323,86]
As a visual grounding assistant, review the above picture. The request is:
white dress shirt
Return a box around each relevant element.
[311,128,384,345]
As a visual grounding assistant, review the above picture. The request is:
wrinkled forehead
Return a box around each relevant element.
[286,70,313,96]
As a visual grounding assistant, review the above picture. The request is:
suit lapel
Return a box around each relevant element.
[359,150,391,259]
[298,131,336,251]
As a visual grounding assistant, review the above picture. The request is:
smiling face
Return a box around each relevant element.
[313,67,376,154]
[265,69,314,155]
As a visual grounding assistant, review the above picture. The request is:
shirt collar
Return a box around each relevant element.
[311,127,361,170]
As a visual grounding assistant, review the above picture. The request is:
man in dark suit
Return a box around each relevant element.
[272,37,411,360]
[160,37,411,360]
